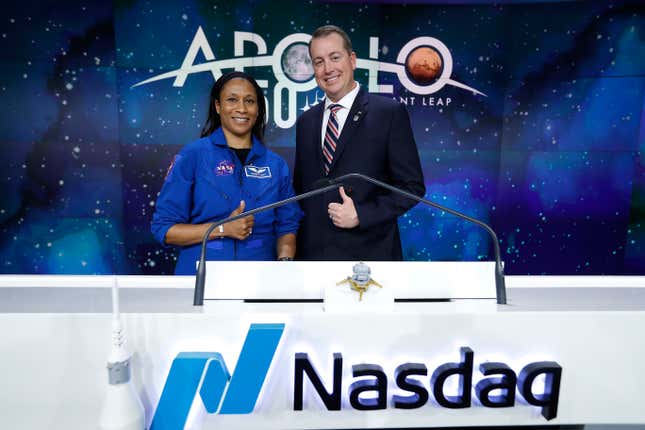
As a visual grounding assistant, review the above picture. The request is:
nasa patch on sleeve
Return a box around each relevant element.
[165,154,182,180]
[244,165,272,179]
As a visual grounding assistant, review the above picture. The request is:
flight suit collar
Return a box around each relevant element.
[208,127,266,162]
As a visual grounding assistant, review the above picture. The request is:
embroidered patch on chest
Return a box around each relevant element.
[215,160,235,176]
[244,165,272,178]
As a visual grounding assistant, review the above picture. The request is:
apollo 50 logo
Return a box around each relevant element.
[133,28,486,129]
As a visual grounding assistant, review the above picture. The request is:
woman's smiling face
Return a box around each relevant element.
[215,77,259,140]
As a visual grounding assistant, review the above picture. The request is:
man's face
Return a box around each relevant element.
[309,33,357,102]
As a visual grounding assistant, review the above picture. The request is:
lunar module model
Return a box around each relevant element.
[337,262,383,301]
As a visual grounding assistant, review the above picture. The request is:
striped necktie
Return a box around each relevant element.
[322,104,343,175]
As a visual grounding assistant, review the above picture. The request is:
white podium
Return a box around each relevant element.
[200,261,497,300]
[1,263,645,429]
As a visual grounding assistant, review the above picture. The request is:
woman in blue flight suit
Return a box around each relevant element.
[151,72,302,274]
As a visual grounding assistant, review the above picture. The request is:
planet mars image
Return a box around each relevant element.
[405,47,442,84]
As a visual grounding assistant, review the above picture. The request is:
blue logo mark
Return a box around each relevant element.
[150,323,285,429]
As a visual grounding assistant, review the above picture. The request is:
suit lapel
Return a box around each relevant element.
[310,102,326,177]
[329,88,369,173]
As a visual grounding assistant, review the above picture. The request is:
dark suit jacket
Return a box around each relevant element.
[294,87,425,261]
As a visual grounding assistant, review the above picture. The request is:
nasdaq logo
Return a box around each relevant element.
[295,347,562,421]
[150,323,285,430]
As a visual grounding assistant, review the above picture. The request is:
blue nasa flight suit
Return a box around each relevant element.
[151,128,302,275]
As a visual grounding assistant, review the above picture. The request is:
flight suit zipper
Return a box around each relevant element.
[232,146,259,260]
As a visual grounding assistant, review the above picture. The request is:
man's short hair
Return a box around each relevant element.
[309,25,353,54]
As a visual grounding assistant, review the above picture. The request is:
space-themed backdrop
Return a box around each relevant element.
[1,0,643,275]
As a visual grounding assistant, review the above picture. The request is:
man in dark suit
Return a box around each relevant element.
[294,25,425,261]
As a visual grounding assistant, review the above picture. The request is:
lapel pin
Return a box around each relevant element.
[353,111,363,122]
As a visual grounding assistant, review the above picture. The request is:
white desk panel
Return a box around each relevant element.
[0,274,644,429]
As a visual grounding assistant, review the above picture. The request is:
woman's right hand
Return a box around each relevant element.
[222,200,254,240]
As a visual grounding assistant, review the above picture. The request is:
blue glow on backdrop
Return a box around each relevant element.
[0,0,643,275]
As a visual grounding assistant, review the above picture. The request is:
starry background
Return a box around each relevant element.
[0,0,643,275]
